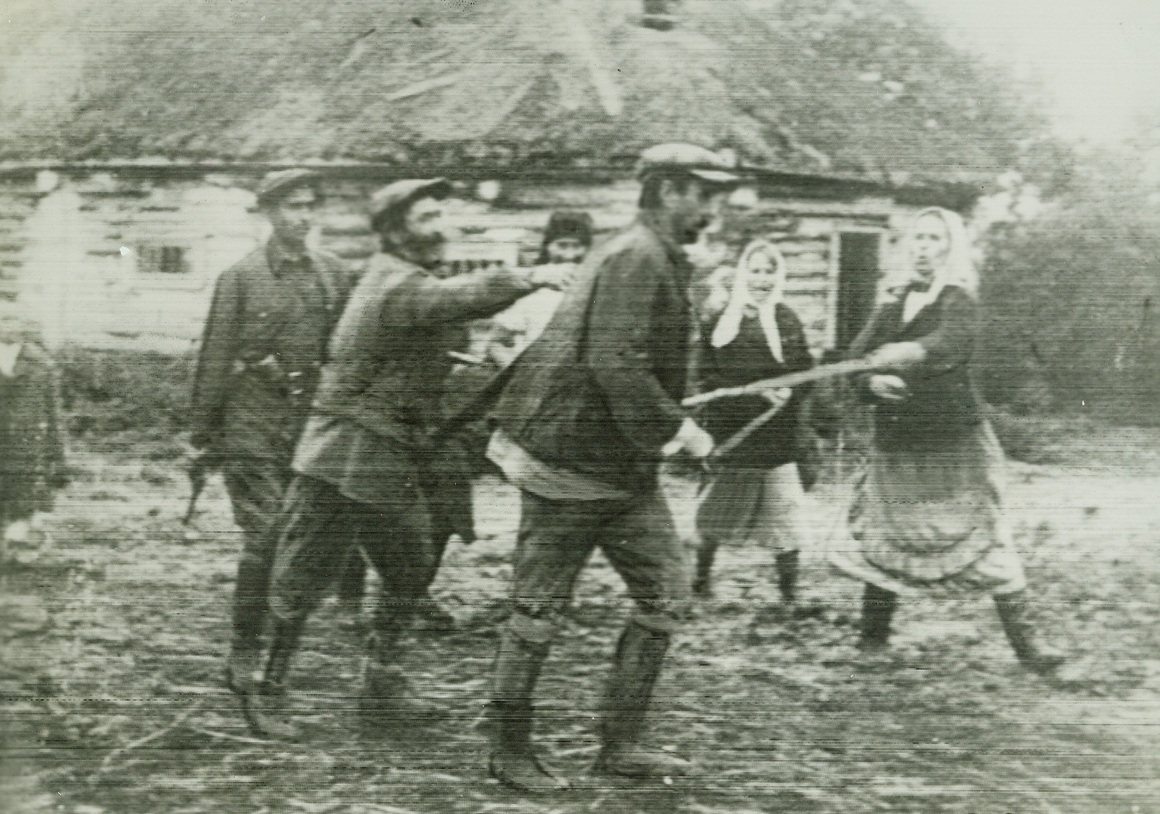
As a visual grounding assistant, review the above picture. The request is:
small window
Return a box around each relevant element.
[137,245,190,275]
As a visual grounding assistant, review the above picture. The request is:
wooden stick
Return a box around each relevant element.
[99,701,203,772]
[683,357,883,408]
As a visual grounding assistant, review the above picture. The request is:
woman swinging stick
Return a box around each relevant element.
[829,207,1066,674]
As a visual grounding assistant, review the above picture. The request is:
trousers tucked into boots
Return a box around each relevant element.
[594,621,689,778]
[487,631,565,793]
[245,617,303,740]
[859,583,898,651]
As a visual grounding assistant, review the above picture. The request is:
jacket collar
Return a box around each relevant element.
[636,210,689,266]
[265,236,312,278]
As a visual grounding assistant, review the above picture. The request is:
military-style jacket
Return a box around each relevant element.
[492,212,692,494]
[189,240,355,461]
[311,251,539,447]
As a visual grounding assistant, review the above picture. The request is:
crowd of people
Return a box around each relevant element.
[0,142,1068,795]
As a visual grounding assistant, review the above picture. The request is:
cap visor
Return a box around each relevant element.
[689,168,742,184]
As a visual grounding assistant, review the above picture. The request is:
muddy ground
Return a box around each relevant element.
[2,426,1159,814]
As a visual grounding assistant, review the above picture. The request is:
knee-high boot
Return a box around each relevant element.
[692,537,719,598]
[994,590,1066,674]
[775,549,800,605]
[486,631,567,793]
[226,547,273,697]
[860,583,897,651]
[245,616,304,740]
[359,597,441,721]
[594,621,689,778]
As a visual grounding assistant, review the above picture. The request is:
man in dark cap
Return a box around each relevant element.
[482,144,741,792]
[189,169,356,715]
[248,178,569,738]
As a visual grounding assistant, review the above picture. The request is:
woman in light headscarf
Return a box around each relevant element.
[691,241,817,603]
[830,208,1065,674]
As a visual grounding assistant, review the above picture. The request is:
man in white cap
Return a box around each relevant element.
[482,144,741,791]
[189,169,355,716]
[248,178,569,738]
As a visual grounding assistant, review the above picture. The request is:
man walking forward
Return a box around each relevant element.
[251,179,568,738]
[189,170,354,712]
[484,144,741,791]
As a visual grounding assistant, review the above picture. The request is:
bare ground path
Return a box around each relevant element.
[2,429,1159,814]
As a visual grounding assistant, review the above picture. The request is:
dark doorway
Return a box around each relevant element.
[835,232,881,351]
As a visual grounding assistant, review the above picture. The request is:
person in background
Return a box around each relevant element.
[691,241,816,604]
[829,207,1066,675]
[0,305,66,560]
[188,169,356,713]
[250,179,569,739]
[483,144,740,792]
[485,210,595,368]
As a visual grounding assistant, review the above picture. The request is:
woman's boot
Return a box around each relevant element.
[859,583,897,651]
[487,631,567,793]
[994,590,1066,674]
[774,549,800,605]
[692,537,719,598]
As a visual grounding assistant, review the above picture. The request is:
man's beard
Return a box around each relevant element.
[395,232,446,267]
[680,216,711,245]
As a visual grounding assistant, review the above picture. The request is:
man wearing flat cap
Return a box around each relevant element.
[248,178,569,738]
[189,169,356,715]
[480,144,741,792]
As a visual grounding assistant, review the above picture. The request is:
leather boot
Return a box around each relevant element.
[859,583,897,652]
[994,590,1066,674]
[226,550,271,694]
[775,550,800,605]
[486,632,567,793]
[594,622,689,779]
[691,538,718,598]
[244,618,303,740]
[358,601,442,722]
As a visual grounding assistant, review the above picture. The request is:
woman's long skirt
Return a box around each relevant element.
[829,421,1026,597]
[696,462,810,552]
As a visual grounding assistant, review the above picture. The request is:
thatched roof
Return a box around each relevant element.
[0,0,1041,183]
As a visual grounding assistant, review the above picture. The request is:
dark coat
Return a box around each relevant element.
[0,342,66,524]
[311,251,538,446]
[697,305,814,469]
[189,241,355,462]
[848,285,984,449]
[493,212,691,494]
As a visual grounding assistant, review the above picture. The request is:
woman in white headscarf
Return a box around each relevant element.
[829,207,1065,674]
[691,241,817,603]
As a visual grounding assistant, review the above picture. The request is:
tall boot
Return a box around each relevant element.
[774,549,800,605]
[691,537,719,598]
[225,551,272,697]
[594,622,689,779]
[994,590,1066,674]
[859,583,897,652]
[412,535,456,630]
[336,549,368,620]
[486,632,567,793]
[358,598,442,721]
[245,617,303,740]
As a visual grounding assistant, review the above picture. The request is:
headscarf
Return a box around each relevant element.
[536,210,594,264]
[894,207,979,324]
[710,240,788,362]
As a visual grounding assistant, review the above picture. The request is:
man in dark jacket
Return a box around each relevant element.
[189,169,355,709]
[483,144,741,792]
[250,179,568,738]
